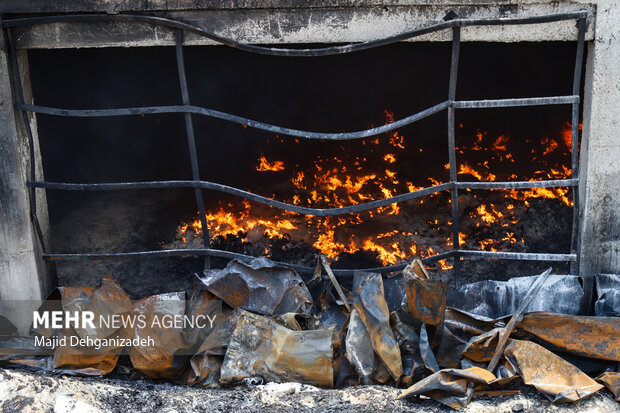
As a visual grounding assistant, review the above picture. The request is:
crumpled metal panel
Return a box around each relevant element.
[462,328,504,363]
[198,258,312,316]
[220,311,334,387]
[62,275,133,341]
[183,309,240,387]
[31,275,133,375]
[352,272,402,381]
[434,326,466,369]
[129,291,192,380]
[316,293,349,350]
[595,273,620,316]
[516,312,620,362]
[182,282,220,346]
[275,312,316,331]
[447,274,584,318]
[504,339,604,402]
[382,274,407,313]
[0,335,51,369]
[596,372,620,401]
[398,366,496,409]
[419,323,439,373]
[404,273,446,328]
[390,309,428,386]
[345,308,375,384]
[390,309,420,356]
[444,307,501,344]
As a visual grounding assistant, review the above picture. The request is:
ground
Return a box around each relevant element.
[0,368,617,413]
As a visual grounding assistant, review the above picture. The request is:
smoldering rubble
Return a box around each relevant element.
[0,258,618,409]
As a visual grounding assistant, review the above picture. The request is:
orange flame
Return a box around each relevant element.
[256,156,285,171]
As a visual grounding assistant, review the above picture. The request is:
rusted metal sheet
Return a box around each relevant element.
[404,271,446,327]
[52,344,122,375]
[444,307,500,344]
[32,275,133,375]
[504,339,604,402]
[220,311,334,387]
[403,258,429,280]
[129,292,192,380]
[275,312,316,331]
[398,366,496,409]
[462,328,504,363]
[352,272,402,381]
[198,258,312,316]
[596,372,620,401]
[516,313,620,362]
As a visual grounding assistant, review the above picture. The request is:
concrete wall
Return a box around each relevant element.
[6,2,594,49]
[0,32,51,332]
[578,0,620,303]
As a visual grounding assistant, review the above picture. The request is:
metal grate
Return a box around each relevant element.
[2,11,587,280]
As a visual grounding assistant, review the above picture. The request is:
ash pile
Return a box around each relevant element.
[1,258,618,409]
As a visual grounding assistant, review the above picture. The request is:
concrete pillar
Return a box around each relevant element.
[0,30,51,332]
[578,0,620,307]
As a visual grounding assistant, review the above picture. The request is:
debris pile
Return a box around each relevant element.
[0,258,618,409]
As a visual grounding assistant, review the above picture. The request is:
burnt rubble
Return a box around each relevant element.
[0,258,618,409]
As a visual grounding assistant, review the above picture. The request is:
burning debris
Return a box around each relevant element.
[165,117,577,272]
[1,258,618,409]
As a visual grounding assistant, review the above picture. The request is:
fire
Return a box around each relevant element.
[560,121,582,148]
[458,163,497,182]
[256,156,285,171]
[475,204,503,224]
[168,113,577,270]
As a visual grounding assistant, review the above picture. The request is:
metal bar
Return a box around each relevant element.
[455,179,578,189]
[570,18,586,257]
[41,249,456,276]
[175,30,210,269]
[28,180,454,216]
[448,26,461,285]
[16,100,450,141]
[27,178,577,218]
[5,30,44,249]
[5,28,59,287]
[41,248,576,271]
[1,12,588,56]
[457,250,576,262]
[453,96,578,109]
